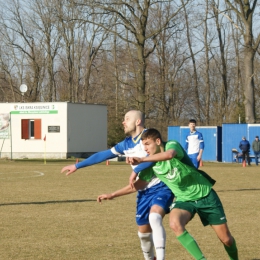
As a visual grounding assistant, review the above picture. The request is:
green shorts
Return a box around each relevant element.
[170,189,227,226]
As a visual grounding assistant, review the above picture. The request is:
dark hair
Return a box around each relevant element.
[189,119,196,124]
[141,128,162,141]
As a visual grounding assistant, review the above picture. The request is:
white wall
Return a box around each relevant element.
[0,102,107,159]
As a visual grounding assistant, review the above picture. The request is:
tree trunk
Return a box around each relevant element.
[204,0,210,125]
[182,0,200,120]
[243,46,255,123]
[136,43,146,113]
[224,0,259,123]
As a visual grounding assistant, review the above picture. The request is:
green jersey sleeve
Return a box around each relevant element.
[165,141,184,160]
[138,166,155,182]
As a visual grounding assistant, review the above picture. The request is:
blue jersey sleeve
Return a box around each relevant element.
[133,162,155,174]
[112,139,128,154]
[199,132,204,150]
[75,150,117,169]
[185,138,188,150]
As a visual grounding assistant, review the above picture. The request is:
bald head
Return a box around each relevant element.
[123,110,145,136]
[126,110,145,125]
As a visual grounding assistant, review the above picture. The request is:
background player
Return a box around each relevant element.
[185,119,204,168]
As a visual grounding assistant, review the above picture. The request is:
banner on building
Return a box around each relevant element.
[10,104,58,114]
[0,113,10,139]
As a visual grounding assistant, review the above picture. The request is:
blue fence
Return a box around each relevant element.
[168,124,260,163]
[222,124,260,162]
[168,126,222,162]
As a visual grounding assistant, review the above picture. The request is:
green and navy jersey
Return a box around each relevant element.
[138,140,215,201]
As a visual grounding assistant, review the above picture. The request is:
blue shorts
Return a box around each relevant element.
[136,182,174,226]
[188,153,199,168]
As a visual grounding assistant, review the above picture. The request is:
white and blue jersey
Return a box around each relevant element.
[76,131,174,226]
[111,133,174,225]
[185,130,204,168]
[111,133,161,189]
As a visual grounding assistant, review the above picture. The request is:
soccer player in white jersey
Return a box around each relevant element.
[61,110,174,260]
[185,119,204,168]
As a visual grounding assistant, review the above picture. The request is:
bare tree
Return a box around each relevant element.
[0,47,20,102]
[0,0,45,101]
[80,15,110,104]
[203,0,211,125]
[182,0,201,121]
[53,0,79,102]
[147,6,191,131]
[30,0,62,102]
[223,0,260,123]
[211,0,228,122]
[74,0,186,113]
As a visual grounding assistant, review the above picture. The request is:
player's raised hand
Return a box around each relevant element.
[61,164,77,176]
[128,157,142,165]
[97,193,113,203]
[125,157,131,164]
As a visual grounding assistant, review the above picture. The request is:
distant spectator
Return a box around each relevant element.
[252,136,260,166]
[239,136,251,166]
[185,119,204,168]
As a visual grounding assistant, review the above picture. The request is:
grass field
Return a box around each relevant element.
[0,159,259,260]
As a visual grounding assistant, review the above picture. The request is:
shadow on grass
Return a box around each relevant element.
[217,188,260,192]
[0,199,96,206]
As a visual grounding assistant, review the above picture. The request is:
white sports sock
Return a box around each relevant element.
[138,231,155,260]
[149,213,166,260]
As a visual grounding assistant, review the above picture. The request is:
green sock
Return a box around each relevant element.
[177,230,206,260]
[224,238,238,260]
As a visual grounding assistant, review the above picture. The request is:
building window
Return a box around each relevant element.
[29,120,34,137]
[21,119,41,140]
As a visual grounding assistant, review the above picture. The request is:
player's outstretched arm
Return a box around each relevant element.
[61,164,77,176]
[61,150,117,175]
[129,149,176,164]
[127,157,142,165]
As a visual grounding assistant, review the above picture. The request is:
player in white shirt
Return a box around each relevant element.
[185,119,204,168]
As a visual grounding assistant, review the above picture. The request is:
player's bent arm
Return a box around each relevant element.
[133,178,148,190]
[197,140,204,160]
[97,184,137,203]
[197,149,203,160]
[185,140,188,150]
[97,179,148,203]
[131,149,177,165]
[129,171,137,188]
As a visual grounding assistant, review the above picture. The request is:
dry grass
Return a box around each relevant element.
[0,160,259,260]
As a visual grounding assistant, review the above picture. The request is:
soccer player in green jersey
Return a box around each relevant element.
[127,128,238,260]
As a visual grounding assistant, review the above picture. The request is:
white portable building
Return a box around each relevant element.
[0,102,107,159]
